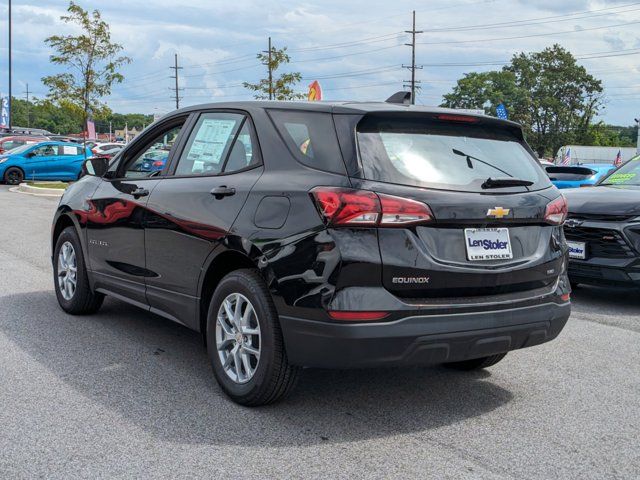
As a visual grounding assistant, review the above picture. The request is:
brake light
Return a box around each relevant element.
[544,195,568,225]
[91,148,98,154]
[436,114,479,123]
[328,311,389,321]
[152,160,164,167]
[310,187,433,227]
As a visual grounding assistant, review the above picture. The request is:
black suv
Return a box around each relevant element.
[52,101,571,405]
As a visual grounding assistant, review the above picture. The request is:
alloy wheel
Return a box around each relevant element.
[215,293,261,384]
[57,241,78,300]
[6,170,22,185]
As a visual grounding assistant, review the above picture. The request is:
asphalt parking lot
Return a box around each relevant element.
[0,185,638,479]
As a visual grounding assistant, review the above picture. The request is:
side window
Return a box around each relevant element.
[123,124,184,179]
[268,109,345,174]
[174,112,245,176]
[224,121,259,173]
[32,145,57,157]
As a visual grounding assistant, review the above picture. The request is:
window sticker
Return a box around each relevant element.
[606,172,636,184]
[62,145,78,155]
[187,118,237,165]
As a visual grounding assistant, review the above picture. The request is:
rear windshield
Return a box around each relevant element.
[356,114,550,192]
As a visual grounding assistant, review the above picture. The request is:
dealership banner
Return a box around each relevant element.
[0,95,8,128]
[307,81,322,101]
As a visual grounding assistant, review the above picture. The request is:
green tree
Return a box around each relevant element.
[42,1,131,136]
[243,45,305,100]
[441,45,604,156]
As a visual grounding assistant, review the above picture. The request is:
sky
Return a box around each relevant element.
[0,0,639,125]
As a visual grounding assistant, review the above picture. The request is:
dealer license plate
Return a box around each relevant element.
[567,241,586,259]
[464,228,513,261]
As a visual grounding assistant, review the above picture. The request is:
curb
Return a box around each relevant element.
[10,182,66,197]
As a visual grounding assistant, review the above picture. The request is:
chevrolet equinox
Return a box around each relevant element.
[51,100,571,405]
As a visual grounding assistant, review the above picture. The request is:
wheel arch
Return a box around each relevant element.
[51,209,85,262]
[197,244,275,338]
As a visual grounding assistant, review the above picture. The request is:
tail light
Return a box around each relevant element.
[152,160,164,167]
[91,148,98,154]
[310,187,433,227]
[544,195,568,225]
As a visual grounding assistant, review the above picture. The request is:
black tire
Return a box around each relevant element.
[444,353,507,371]
[4,167,24,185]
[53,226,104,314]
[206,269,299,406]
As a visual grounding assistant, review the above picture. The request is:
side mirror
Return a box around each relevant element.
[81,157,110,178]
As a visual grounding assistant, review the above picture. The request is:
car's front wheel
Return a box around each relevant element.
[53,226,104,314]
[4,167,24,185]
[206,269,299,406]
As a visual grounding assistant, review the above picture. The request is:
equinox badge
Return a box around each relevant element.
[487,207,510,219]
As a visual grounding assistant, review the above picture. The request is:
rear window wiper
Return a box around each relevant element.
[452,149,513,177]
[481,177,533,189]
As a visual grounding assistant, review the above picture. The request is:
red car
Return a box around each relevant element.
[0,136,48,154]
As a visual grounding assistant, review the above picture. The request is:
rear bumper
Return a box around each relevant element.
[280,301,570,368]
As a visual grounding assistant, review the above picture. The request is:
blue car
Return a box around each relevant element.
[544,163,617,189]
[0,141,93,185]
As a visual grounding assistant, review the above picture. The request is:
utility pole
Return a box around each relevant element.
[262,37,273,100]
[109,121,112,142]
[23,83,30,128]
[635,118,640,155]
[403,10,423,105]
[169,53,183,110]
[8,0,12,128]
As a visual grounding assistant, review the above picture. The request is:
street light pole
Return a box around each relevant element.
[8,0,12,129]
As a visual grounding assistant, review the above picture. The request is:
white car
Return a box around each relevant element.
[91,143,124,155]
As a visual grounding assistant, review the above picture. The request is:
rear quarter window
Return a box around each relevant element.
[267,109,346,174]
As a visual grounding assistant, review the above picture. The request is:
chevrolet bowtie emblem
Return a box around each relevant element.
[487,207,510,218]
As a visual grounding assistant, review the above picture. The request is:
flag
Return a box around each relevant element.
[307,80,322,101]
[86,119,96,139]
[614,148,623,167]
[561,147,571,166]
[0,95,8,128]
[496,103,508,120]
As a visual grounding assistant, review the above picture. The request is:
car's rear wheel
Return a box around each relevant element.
[206,269,299,406]
[53,226,104,314]
[4,167,24,185]
[444,353,507,371]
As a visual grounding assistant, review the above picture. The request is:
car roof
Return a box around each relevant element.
[169,100,521,128]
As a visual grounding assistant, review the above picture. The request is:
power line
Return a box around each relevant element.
[417,19,640,46]
[421,2,640,32]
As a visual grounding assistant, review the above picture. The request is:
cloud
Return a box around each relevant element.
[1,0,639,124]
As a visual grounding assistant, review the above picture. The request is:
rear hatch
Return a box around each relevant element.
[352,112,566,299]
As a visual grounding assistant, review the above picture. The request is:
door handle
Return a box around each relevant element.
[210,186,236,199]
[131,187,150,199]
